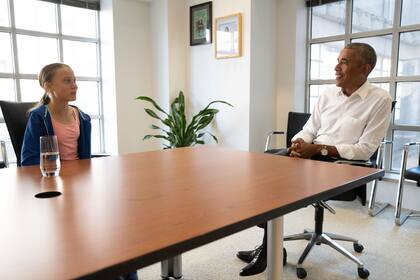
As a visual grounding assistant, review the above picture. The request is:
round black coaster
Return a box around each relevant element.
[34,191,62,199]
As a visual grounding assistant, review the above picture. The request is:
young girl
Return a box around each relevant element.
[21,63,91,166]
[21,63,139,280]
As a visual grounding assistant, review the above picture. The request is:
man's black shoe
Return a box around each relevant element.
[236,245,262,263]
[239,246,266,276]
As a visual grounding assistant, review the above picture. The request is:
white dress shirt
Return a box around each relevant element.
[292,81,392,160]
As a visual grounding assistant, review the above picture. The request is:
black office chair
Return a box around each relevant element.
[0,100,36,167]
[265,112,311,155]
[265,111,374,279]
[394,142,420,225]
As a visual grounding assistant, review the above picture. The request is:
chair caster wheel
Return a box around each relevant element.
[283,247,287,266]
[296,267,307,279]
[358,267,370,279]
[354,243,364,253]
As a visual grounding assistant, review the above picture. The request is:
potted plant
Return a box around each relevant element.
[136,91,232,148]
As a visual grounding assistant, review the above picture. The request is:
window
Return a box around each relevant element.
[0,0,102,164]
[307,0,420,172]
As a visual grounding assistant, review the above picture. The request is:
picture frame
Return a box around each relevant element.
[190,2,212,46]
[215,13,242,59]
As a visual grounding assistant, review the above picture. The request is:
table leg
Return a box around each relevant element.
[161,255,182,279]
[267,216,284,280]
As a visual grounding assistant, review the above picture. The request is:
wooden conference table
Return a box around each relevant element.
[0,146,383,279]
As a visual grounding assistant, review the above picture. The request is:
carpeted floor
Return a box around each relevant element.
[138,201,420,279]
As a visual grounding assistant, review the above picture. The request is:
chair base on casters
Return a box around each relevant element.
[284,203,369,279]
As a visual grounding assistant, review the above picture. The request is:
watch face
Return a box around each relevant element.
[321,147,328,156]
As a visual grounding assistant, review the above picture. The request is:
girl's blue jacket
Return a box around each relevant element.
[21,105,91,166]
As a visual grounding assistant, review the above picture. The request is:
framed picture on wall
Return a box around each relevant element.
[190,2,212,46]
[215,13,242,59]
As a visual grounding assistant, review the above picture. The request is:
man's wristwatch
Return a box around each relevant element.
[320,145,328,156]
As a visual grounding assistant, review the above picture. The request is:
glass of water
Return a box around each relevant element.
[40,135,60,177]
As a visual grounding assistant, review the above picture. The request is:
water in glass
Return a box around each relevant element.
[40,135,60,177]
[40,152,60,177]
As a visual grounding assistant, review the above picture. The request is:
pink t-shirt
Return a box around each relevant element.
[51,114,80,161]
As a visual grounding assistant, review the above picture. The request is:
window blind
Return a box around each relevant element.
[306,0,343,8]
[38,0,100,11]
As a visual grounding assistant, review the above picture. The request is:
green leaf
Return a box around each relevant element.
[136,96,169,116]
[162,117,174,128]
[169,91,188,145]
[146,134,170,141]
[197,131,218,143]
[207,132,218,143]
[143,134,154,140]
[150,124,163,130]
[196,115,215,131]
[200,100,233,114]
[144,108,163,121]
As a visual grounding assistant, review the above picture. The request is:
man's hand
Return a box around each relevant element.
[289,138,320,159]
[289,138,305,157]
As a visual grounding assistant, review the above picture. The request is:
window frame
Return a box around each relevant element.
[0,0,104,163]
[306,0,420,172]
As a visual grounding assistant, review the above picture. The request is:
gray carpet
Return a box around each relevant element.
[138,201,420,279]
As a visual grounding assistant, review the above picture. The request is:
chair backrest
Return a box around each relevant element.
[391,100,397,112]
[0,101,37,167]
[369,100,397,166]
[286,112,311,148]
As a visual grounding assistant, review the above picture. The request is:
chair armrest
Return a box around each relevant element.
[334,159,374,167]
[403,142,420,147]
[373,140,394,169]
[0,140,9,168]
[381,139,393,145]
[401,142,420,164]
[265,131,285,152]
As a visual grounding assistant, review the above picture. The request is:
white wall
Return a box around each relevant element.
[168,0,188,101]
[101,0,159,154]
[249,0,277,152]
[101,0,289,154]
[275,0,307,146]
[100,0,304,153]
[189,0,251,151]
[150,0,170,112]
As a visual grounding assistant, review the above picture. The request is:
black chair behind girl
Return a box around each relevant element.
[0,100,36,167]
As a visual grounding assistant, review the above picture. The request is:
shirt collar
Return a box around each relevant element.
[338,81,370,100]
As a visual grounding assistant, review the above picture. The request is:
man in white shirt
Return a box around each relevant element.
[237,43,392,276]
